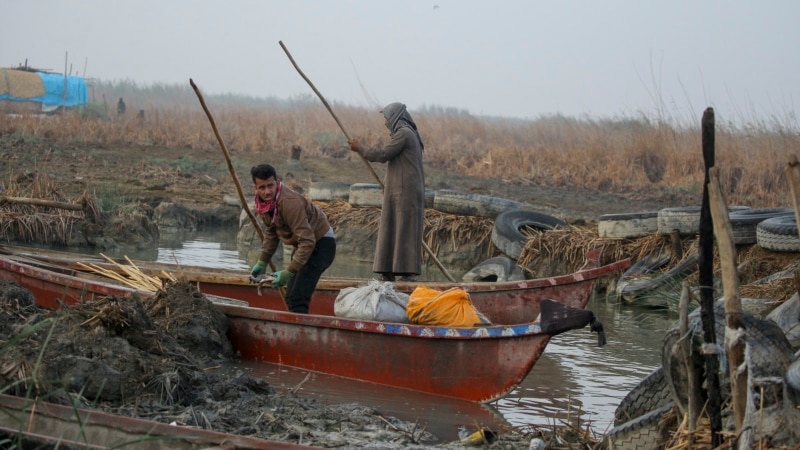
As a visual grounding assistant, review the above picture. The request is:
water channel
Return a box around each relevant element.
[117,228,677,440]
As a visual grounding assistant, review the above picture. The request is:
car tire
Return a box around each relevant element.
[657,205,750,236]
[617,253,699,307]
[604,402,674,450]
[491,210,567,260]
[613,367,673,426]
[756,215,800,252]
[728,207,795,245]
[598,211,659,238]
[433,190,523,218]
[309,181,351,202]
[348,183,383,208]
[462,256,526,282]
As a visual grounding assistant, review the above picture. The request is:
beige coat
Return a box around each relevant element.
[360,126,425,275]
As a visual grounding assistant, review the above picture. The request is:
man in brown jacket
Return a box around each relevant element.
[348,102,425,282]
[249,164,336,313]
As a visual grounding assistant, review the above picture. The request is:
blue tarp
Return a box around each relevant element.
[0,71,87,107]
[37,72,87,107]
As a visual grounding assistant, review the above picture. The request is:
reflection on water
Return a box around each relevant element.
[496,299,674,434]
[133,228,677,440]
[156,230,249,270]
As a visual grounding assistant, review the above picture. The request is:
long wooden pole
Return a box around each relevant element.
[279,41,456,282]
[278,41,381,184]
[189,79,287,301]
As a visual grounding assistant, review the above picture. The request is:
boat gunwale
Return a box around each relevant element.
[1,245,630,293]
[1,255,552,340]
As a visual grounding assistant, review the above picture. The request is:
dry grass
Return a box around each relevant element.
[1,83,798,210]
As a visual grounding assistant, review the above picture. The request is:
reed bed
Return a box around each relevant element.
[517,226,692,276]
[319,201,495,261]
[423,211,494,260]
[2,81,798,210]
[0,172,101,245]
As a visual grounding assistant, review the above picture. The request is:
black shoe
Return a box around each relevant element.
[380,273,396,282]
[399,275,418,282]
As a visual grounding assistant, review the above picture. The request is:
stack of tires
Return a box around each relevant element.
[597,206,797,251]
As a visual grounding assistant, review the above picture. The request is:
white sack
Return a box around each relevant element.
[334,279,409,323]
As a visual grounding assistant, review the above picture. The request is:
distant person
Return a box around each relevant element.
[249,164,336,313]
[117,97,126,117]
[348,102,425,282]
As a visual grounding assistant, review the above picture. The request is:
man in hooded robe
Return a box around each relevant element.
[349,102,425,282]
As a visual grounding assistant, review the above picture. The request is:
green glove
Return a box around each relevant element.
[250,260,267,277]
[271,269,295,287]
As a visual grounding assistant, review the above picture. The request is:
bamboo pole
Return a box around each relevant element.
[189,79,287,303]
[708,166,747,432]
[278,40,456,282]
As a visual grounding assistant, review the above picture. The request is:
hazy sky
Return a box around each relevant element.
[2,1,798,123]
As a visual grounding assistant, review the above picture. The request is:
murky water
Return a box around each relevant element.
[121,228,678,440]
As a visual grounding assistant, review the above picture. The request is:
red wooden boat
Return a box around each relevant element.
[0,393,307,449]
[0,245,629,325]
[0,252,624,402]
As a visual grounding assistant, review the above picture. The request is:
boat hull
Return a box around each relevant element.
[219,303,550,402]
[0,249,629,402]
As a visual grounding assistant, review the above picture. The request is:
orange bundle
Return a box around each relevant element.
[406,285,484,327]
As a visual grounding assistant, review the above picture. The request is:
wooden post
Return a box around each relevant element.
[785,155,800,236]
[669,229,683,260]
[698,107,723,446]
[63,51,68,117]
[708,167,747,431]
[678,281,701,445]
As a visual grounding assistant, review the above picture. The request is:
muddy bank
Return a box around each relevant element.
[0,280,551,449]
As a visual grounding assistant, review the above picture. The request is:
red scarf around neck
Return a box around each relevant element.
[254,181,282,223]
